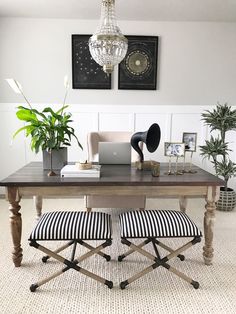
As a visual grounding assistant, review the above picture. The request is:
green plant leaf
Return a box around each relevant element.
[14,101,83,153]
[29,108,47,120]
[215,159,236,189]
[202,103,236,139]
[16,109,37,122]
[200,103,236,187]
[56,105,69,115]
[13,125,29,138]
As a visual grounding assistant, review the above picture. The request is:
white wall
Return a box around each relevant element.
[0,18,236,105]
[0,17,236,192]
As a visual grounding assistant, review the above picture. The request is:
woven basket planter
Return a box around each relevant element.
[216,188,236,211]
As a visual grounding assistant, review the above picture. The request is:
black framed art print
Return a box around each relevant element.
[72,35,111,89]
[118,36,158,90]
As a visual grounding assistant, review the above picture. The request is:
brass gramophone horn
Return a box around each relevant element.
[130,123,161,162]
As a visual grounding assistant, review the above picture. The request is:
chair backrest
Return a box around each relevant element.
[87,132,142,162]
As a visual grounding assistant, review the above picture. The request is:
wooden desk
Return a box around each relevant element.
[0,162,224,267]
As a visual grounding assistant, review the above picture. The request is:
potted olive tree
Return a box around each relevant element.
[6,77,82,176]
[200,103,236,211]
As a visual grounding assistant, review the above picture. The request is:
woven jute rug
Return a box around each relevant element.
[0,198,235,314]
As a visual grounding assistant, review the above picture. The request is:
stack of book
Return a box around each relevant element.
[60,164,101,178]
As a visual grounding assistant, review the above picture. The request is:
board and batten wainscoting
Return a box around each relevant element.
[0,103,235,194]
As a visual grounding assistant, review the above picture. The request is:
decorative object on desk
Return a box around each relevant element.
[72,35,111,89]
[182,132,198,174]
[43,148,68,174]
[89,0,128,75]
[131,123,161,170]
[151,161,160,177]
[164,142,185,158]
[187,152,198,174]
[164,142,185,175]
[61,164,101,178]
[6,77,83,177]
[200,103,236,211]
[76,160,92,170]
[118,36,158,90]
[183,132,197,152]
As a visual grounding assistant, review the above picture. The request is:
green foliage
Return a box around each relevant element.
[13,105,83,153]
[201,103,236,142]
[200,103,236,190]
[215,160,236,184]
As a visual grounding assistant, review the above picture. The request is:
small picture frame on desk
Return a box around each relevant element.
[164,142,185,158]
[182,132,197,152]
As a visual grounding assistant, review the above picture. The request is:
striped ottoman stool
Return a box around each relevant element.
[118,210,202,289]
[29,211,113,292]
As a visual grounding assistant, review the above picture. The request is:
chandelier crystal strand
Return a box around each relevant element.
[89,0,128,74]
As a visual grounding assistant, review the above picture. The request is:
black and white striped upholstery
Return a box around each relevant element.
[119,210,202,238]
[29,211,112,241]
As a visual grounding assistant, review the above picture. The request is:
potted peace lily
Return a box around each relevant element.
[200,103,236,211]
[6,77,83,176]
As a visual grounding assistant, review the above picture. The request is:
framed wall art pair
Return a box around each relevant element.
[72,35,159,90]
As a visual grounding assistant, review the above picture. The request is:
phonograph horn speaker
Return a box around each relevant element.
[130,123,161,163]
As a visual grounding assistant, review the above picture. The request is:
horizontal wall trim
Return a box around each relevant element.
[1,103,234,113]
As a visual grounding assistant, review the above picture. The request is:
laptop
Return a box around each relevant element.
[98,142,131,165]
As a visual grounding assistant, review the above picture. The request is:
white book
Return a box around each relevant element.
[61,164,101,178]
[61,173,100,178]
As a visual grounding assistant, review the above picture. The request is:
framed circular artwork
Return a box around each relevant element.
[118,36,158,90]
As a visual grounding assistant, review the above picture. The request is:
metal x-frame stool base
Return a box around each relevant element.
[118,237,201,290]
[29,239,113,292]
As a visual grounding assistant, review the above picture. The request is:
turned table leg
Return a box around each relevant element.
[33,195,42,219]
[6,187,23,267]
[203,186,219,265]
[179,196,187,213]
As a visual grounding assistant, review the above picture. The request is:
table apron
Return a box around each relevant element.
[17,185,209,198]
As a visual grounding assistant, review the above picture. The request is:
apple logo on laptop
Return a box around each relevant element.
[113,151,117,156]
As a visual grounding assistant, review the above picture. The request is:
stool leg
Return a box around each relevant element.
[70,241,77,261]
[78,240,111,261]
[119,239,158,289]
[153,239,185,261]
[120,262,159,290]
[118,239,151,262]
[160,237,201,289]
[30,265,71,292]
[31,258,114,292]
[42,240,74,263]
[119,238,201,289]
[162,262,199,289]
[151,240,161,259]
[77,240,112,263]
[78,267,113,289]
[30,241,113,291]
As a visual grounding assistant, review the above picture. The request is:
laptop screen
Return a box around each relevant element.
[98,142,131,165]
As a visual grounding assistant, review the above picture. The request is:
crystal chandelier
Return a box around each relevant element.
[89,0,128,74]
